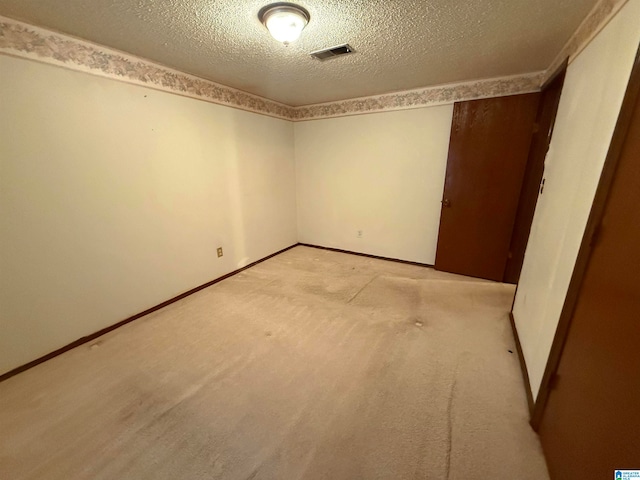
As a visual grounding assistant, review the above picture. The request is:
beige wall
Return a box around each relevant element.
[0,56,297,375]
[513,0,640,399]
[294,107,454,264]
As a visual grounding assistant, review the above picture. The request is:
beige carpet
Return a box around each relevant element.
[0,246,549,479]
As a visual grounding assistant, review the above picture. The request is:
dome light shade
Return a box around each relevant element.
[259,3,310,45]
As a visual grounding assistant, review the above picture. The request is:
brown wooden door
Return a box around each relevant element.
[538,65,640,480]
[435,94,540,281]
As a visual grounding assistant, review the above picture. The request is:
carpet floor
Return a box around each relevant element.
[0,245,549,479]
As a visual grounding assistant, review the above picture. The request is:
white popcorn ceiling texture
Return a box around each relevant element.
[0,0,598,106]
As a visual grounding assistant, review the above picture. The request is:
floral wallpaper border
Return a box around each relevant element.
[543,0,629,83]
[292,73,544,121]
[298,0,630,120]
[0,16,546,122]
[0,0,626,122]
[0,16,544,121]
[0,17,296,120]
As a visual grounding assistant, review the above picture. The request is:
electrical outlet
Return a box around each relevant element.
[217,247,223,257]
[357,230,363,238]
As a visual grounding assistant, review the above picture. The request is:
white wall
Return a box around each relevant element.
[513,0,640,399]
[294,107,454,264]
[0,56,297,375]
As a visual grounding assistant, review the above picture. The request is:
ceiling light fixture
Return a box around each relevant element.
[258,3,310,46]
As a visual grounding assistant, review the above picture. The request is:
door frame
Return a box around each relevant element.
[504,59,568,284]
[509,59,568,307]
[530,44,640,431]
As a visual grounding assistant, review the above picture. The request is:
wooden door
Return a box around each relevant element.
[538,58,640,480]
[503,67,566,284]
[435,94,540,281]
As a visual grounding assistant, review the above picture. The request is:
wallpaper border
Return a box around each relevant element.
[0,0,628,121]
[0,17,296,120]
[292,73,544,121]
[0,16,544,121]
[543,0,630,83]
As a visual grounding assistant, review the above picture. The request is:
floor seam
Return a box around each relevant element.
[346,275,379,304]
[445,360,460,480]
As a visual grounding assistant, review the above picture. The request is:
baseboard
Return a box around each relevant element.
[299,243,433,268]
[509,311,534,416]
[0,243,298,383]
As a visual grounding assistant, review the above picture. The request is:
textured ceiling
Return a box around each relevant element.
[0,0,598,106]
